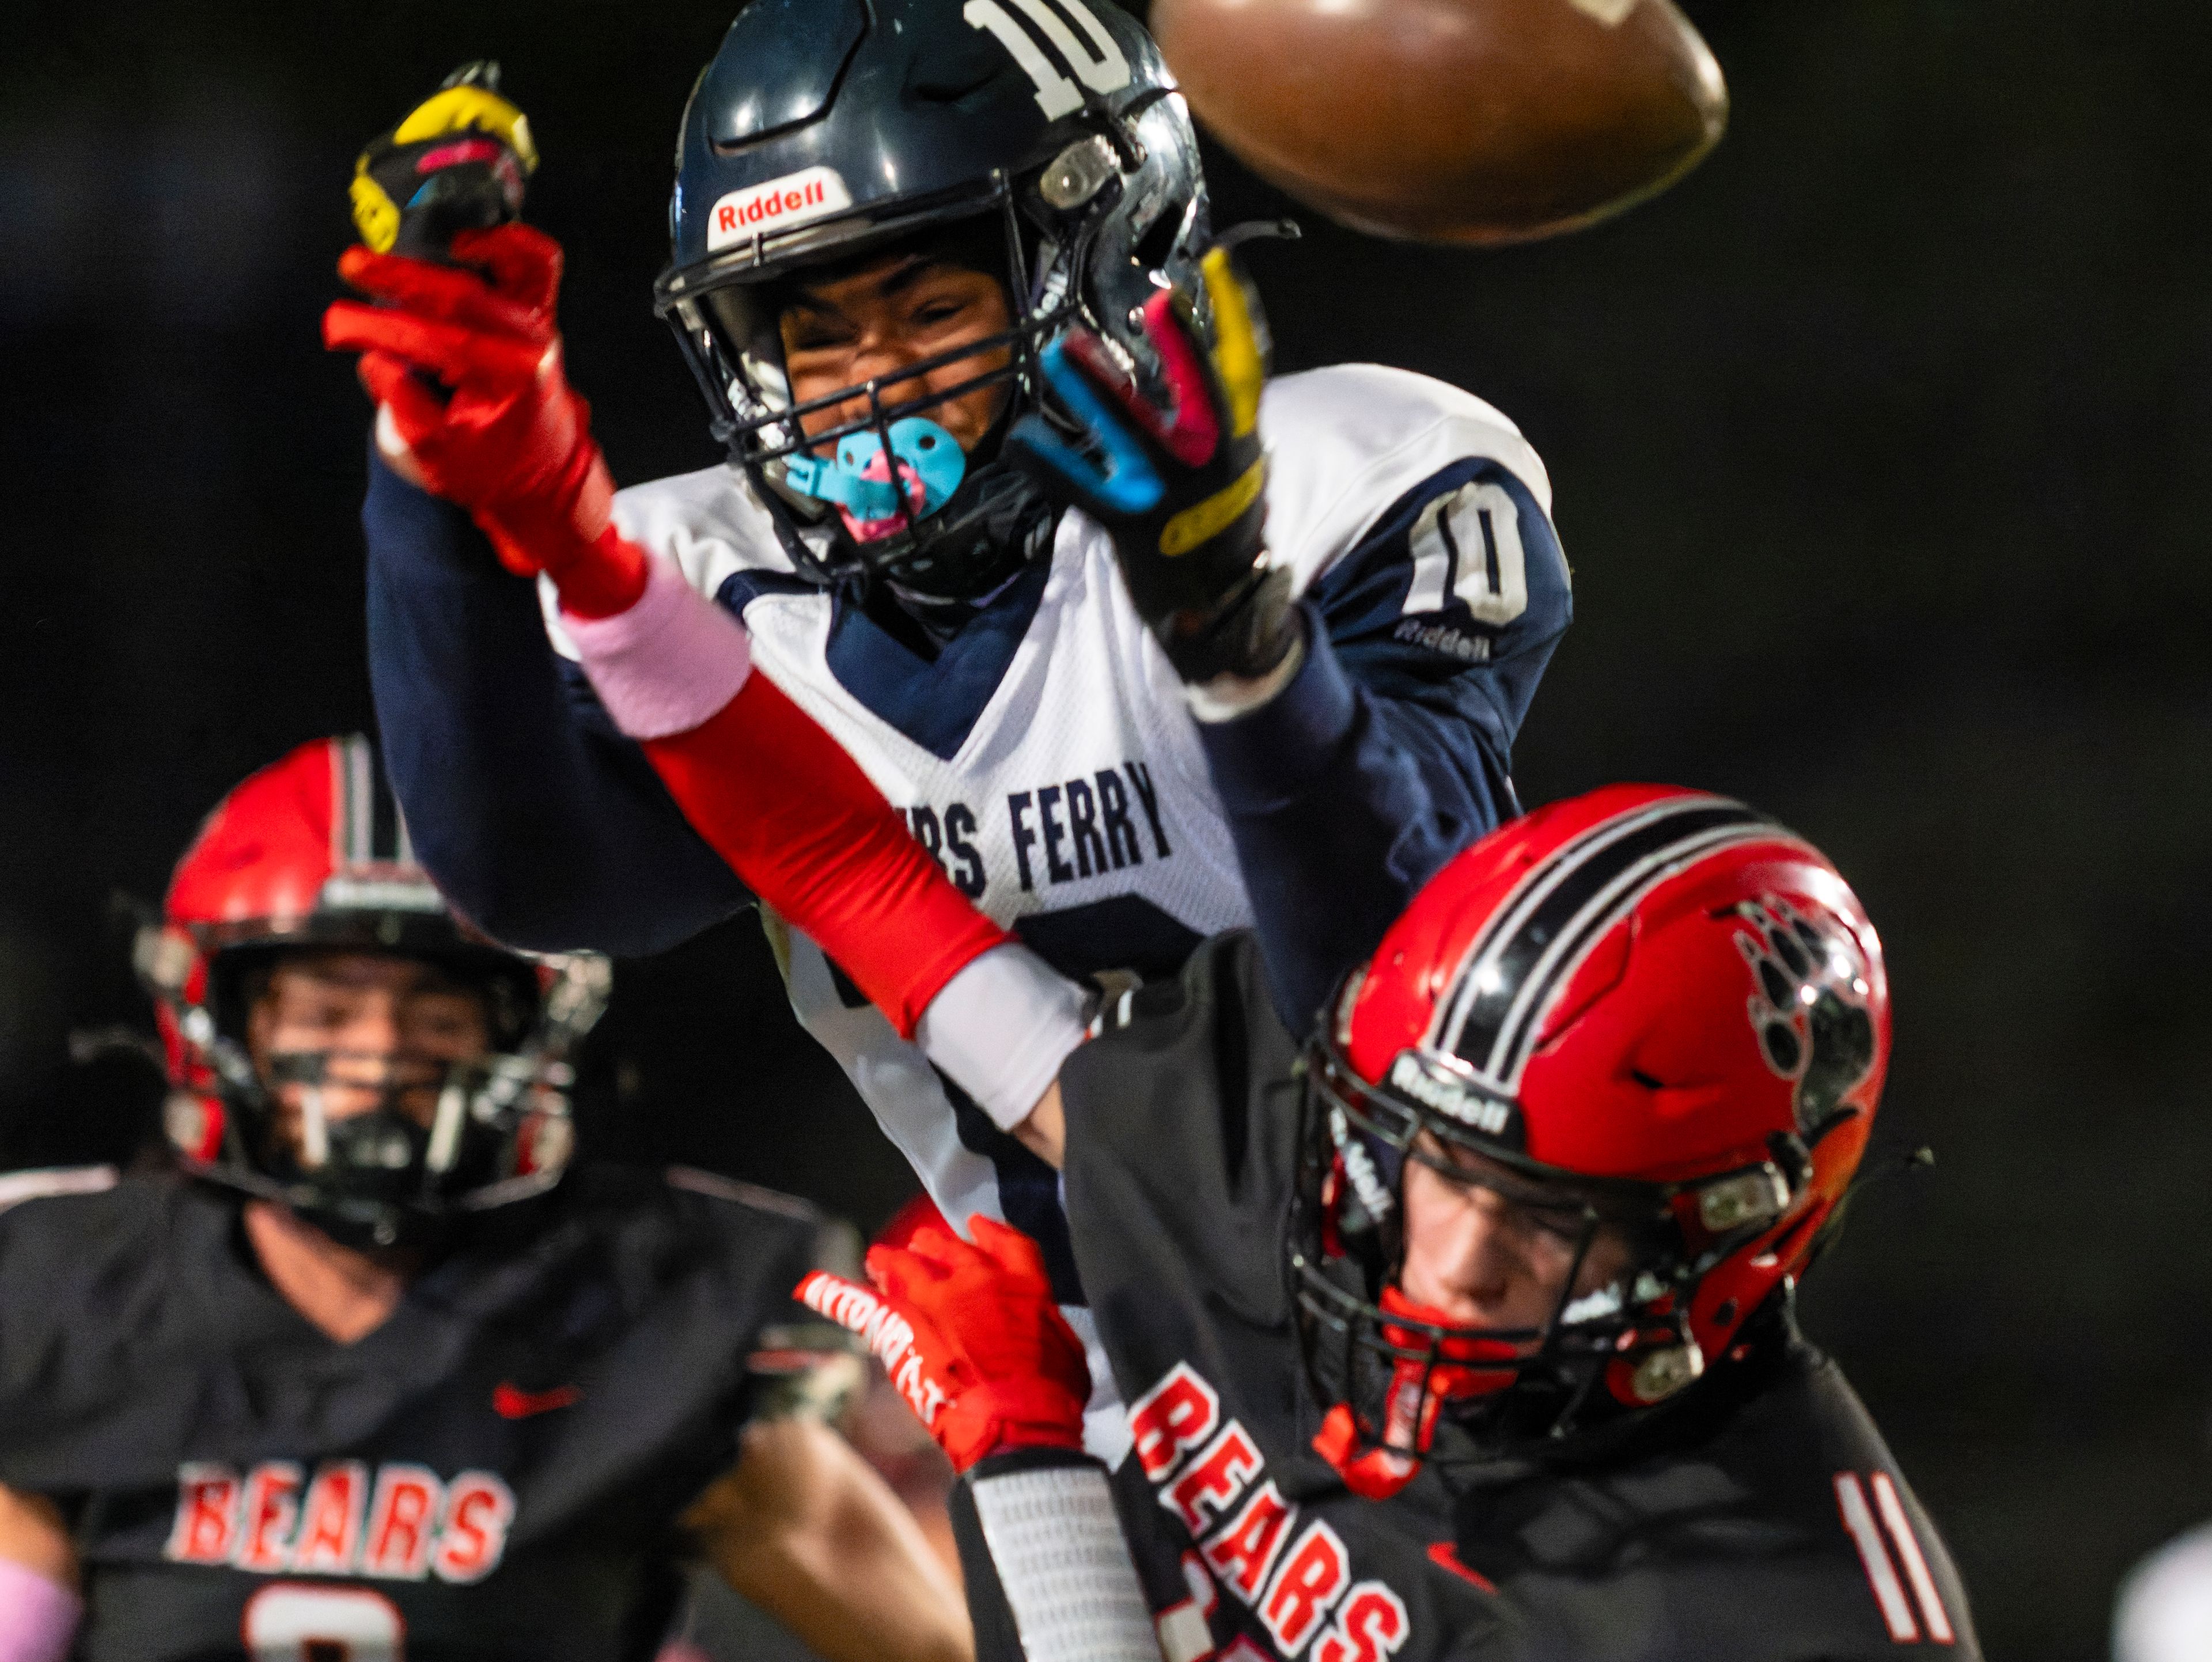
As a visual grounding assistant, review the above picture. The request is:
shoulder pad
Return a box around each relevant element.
[0,1163,118,1214]
[1259,365,1553,590]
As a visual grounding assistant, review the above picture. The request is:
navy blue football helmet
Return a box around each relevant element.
[654,0,1211,599]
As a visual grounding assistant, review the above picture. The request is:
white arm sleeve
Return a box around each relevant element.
[914,944,1088,1132]
[968,1460,1163,1662]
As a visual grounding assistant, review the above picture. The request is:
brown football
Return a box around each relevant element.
[1150,0,1729,245]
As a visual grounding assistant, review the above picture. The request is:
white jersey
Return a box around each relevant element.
[547,364,1559,1452]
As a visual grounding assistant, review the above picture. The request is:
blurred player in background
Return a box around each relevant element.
[0,738,969,1662]
[323,0,1574,1467]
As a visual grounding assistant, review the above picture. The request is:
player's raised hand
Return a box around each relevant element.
[796,1217,1089,1473]
[324,225,622,590]
[1007,246,1296,684]
[322,69,641,614]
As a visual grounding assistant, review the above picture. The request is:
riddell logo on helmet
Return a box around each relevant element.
[320,873,444,913]
[706,166,854,252]
[1389,1052,1517,1140]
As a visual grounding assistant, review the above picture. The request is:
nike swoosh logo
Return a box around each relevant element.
[493,1381,581,1420]
[1427,1540,1497,1594]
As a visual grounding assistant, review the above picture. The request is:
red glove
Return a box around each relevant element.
[797,1218,1090,1473]
[321,224,643,618]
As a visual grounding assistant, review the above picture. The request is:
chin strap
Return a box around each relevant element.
[874,456,1059,604]
[1311,1286,1519,1501]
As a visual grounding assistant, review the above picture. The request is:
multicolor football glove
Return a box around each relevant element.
[324,223,641,612]
[1007,247,1297,683]
[348,62,536,261]
[324,71,645,618]
[796,1217,1090,1474]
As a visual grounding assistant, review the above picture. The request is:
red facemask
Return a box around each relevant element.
[1311,1285,1518,1500]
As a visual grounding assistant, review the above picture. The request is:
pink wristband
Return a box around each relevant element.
[0,1558,81,1662]
[560,554,753,739]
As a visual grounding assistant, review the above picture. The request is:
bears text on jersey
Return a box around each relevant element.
[1131,1363,1416,1662]
[164,1459,516,1584]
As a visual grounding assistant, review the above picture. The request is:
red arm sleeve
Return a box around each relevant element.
[638,670,1010,1039]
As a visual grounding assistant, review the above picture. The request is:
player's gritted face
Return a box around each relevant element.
[779,252,1015,453]
[246,951,491,1147]
[1397,1140,1635,1335]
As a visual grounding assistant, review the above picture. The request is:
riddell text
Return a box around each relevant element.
[715,179,830,236]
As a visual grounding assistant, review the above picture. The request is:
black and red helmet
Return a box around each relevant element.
[138,736,609,1247]
[1291,785,1888,1490]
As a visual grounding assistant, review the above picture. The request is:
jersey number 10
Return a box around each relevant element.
[1404,480,1531,628]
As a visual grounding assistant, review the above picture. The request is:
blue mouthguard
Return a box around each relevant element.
[781,418,967,524]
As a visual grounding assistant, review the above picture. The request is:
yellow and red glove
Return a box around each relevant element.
[322,225,644,619]
[798,1217,1090,1473]
[1006,247,1293,683]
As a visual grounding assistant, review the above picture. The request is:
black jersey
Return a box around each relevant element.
[0,1164,821,1662]
[1058,933,1980,1662]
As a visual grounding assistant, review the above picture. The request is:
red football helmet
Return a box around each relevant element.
[138,735,609,1247]
[1290,784,1888,1487]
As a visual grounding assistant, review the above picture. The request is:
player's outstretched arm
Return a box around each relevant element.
[326,147,752,958]
[684,1417,973,1662]
[506,526,1084,1145]
[1005,253,1572,1030]
[314,177,1090,1140]
[0,1483,79,1662]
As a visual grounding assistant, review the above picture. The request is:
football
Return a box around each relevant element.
[1150,0,1729,244]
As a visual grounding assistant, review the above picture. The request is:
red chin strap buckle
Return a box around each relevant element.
[165,1092,226,1165]
[1312,1288,1519,1501]
[1313,1402,1422,1500]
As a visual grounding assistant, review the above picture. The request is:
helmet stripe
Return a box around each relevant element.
[1435,798,1778,1090]
[367,743,404,866]
[340,734,375,868]
[327,738,350,872]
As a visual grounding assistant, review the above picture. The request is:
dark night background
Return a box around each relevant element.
[3,2,2207,1655]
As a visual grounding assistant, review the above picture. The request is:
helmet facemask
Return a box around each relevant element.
[257,1053,569,1257]
[152,936,604,1253]
[155,944,597,1253]
[657,88,1212,602]
[1290,1024,1809,1490]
